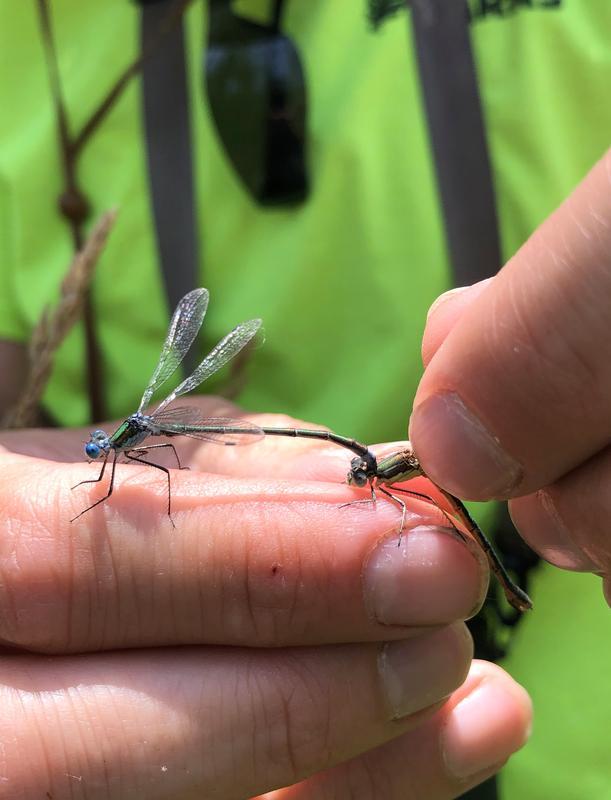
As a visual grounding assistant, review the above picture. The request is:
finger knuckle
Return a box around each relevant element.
[0,488,73,652]
[260,657,335,782]
[240,515,309,647]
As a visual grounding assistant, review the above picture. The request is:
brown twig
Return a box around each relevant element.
[36,0,195,421]
[3,211,117,429]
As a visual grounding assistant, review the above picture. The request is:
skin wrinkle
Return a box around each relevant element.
[17,494,68,653]
[25,696,58,800]
[127,529,148,648]
[86,530,101,652]
[0,561,20,649]
[540,454,611,571]
[280,654,332,782]
[306,527,334,647]
[228,514,255,645]
[64,683,101,797]
[149,539,165,645]
[545,216,611,374]
[270,671,301,787]
[10,523,71,654]
[100,519,126,648]
[166,533,183,648]
[2,488,55,644]
[90,683,174,798]
[181,522,198,644]
[99,523,124,654]
[96,682,127,796]
[219,503,327,647]
[276,527,304,647]
[472,278,563,430]
[243,513,263,646]
[258,653,336,790]
[586,201,611,231]
[350,740,418,800]
[363,743,417,800]
[346,753,381,800]
[197,662,222,792]
[218,527,240,645]
[567,203,594,242]
[560,211,611,322]
[37,685,80,799]
[504,184,611,360]
[194,533,208,646]
[494,242,607,431]
[248,659,264,791]
[3,687,32,798]
[47,467,78,653]
[242,657,283,791]
[213,533,228,653]
[249,509,300,647]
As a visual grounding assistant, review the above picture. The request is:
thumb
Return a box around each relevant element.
[410,149,611,502]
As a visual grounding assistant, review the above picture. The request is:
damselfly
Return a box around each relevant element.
[72,288,263,525]
[343,445,533,612]
[254,429,532,613]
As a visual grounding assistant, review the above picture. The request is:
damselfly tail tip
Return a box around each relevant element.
[510,587,533,613]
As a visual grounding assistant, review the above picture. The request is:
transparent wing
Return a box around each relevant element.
[152,318,262,414]
[151,408,264,445]
[149,406,211,425]
[138,288,210,412]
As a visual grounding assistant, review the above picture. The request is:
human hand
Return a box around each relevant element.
[0,400,530,799]
[410,149,611,603]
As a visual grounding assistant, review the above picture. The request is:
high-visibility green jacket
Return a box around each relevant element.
[1,2,611,797]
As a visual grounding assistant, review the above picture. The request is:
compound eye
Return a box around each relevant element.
[91,429,106,442]
[352,469,368,488]
[85,442,101,459]
[356,469,368,486]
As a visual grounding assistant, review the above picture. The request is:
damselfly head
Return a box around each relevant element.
[347,456,369,487]
[84,430,109,460]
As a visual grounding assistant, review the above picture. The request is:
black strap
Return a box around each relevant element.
[140,1,199,314]
[409,4,503,799]
[410,0,502,286]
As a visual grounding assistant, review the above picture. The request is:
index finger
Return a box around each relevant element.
[410,149,611,501]
[0,452,487,654]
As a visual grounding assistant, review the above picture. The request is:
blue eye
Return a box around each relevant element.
[85,442,101,459]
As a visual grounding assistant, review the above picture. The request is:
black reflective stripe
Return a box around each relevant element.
[410,0,502,287]
[140,2,199,315]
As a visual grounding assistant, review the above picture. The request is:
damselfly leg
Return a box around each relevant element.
[71,450,118,523]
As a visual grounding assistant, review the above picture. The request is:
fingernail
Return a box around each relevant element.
[427,287,470,319]
[427,280,493,321]
[364,527,487,626]
[379,624,472,720]
[511,491,599,572]
[410,393,523,499]
[441,676,532,779]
